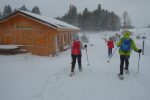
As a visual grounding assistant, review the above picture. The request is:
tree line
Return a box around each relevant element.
[0,4,136,31]
[57,4,122,31]
[0,5,41,19]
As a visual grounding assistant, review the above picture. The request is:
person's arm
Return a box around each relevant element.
[112,41,114,48]
[131,39,139,52]
[67,41,73,50]
[117,38,122,47]
[80,41,85,49]
[107,41,109,46]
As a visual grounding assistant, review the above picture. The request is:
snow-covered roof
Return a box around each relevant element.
[18,10,80,30]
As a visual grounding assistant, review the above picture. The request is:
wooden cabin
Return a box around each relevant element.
[0,10,80,56]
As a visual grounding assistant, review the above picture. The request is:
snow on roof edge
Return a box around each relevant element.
[19,10,80,30]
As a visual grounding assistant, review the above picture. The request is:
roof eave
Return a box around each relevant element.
[57,28,80,32]
[0,10,80,31]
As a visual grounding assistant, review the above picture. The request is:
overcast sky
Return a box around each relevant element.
[0,0,150,27]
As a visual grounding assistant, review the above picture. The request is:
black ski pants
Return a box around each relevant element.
[108,48,112,57]
[120,55,130,75]
[71,53,82,72]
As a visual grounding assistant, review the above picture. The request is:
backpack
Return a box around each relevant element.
[107,40,114,48]
[120,38,132,52]
[72,40,81,55]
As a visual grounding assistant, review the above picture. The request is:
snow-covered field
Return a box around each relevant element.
[0,28,150,100]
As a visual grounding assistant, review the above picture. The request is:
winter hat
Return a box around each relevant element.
[73,34,79,40]
[123,31,131,38]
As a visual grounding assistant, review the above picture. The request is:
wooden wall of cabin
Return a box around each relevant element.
[0,13,57,56]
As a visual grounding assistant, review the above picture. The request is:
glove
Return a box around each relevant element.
[84,44,87,48]
[137,49,142,53]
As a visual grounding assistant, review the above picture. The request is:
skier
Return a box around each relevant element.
[117,31,142,79]
[70,34,87,76]
[107,38,114,57]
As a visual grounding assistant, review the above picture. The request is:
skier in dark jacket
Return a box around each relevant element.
[117,31,142,79]
[70,34,86,76]
[107,38,114,57]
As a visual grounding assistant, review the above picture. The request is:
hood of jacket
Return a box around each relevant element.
[73,34,79,40]
[123,31,131,38]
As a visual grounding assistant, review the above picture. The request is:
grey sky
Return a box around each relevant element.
[0,0,150,27]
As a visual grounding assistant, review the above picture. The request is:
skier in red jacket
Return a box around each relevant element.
[70,34,86,76]
[107,38,114,57]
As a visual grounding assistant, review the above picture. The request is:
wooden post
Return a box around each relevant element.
[142,40,144,55]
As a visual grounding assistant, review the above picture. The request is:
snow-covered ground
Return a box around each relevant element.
[0,28,150,100]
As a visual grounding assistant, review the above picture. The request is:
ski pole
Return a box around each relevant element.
[107,47,118,63]
[137,53,141,73]
[85,48,90,65]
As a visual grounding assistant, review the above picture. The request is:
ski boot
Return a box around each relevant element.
[118,74,124,80]
[79,68,82,72]
[125,70,129,74]
[69,71,75,77]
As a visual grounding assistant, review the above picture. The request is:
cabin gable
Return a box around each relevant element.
[0,11,79,56]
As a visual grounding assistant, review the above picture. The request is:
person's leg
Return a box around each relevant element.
[125,56,130,71]
[108,48,111,57]
[108,48,110,57]
[120,55,125,75]
[77,53,82,69]
[71,55,77,72]
[110,48,112,56]
[71,54,73,64]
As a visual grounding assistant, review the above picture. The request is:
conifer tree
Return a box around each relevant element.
[123,11,132,29]
[0,11,3,19]
[32,6,41,15]
[3,5,12,17]
[93,4,102,31]
[20,4,27,11]
[58,4,121,31]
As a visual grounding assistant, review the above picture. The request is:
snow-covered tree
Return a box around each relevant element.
[3,5,13,17]
[122,11,134,29]
[32,6,41,15]
[60,5,78,26]
[20,4,27,11]
[0,11,3,19]
[59,4,121,31]
[93,4,102,31]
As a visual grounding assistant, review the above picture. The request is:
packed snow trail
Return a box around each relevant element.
[0,32,150,100]
[37,34,150,100]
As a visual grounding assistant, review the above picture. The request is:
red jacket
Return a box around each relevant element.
[107,40,114,49]
[72,40,81,55]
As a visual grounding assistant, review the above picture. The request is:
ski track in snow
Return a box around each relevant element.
[32,34,150,100]
[35,67,69,100]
